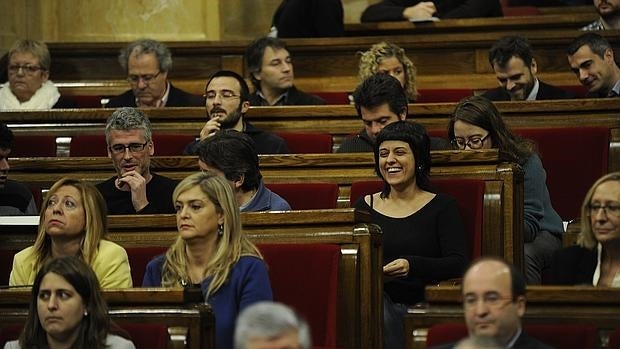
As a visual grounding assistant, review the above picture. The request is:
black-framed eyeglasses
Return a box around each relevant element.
[204,90,240,100]
[127,71,161,85]
[587,203,620,218]
[8,64,45,75]
[109,142,148,154]
[451,134,490,150]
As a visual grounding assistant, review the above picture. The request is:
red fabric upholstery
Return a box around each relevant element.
[10,135,57,157]
[266,182,339,210]
[276,132,333,154]
[417,89,474,103]
[514,127,609,221]
[502,6,541,16]
[125,247,168,286]
[118,323,169,349]
[258,243,339,348]
[310,92,350,105]
[609,326,620,349]
[71,95,105,108]
[560,85,588,98]
[427,323,598,349]
[71,134,195,156]
[350,178,485,259]
[0,324,24,347]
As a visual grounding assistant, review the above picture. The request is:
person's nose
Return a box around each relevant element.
[579,69,589,82]
[594,207,608,222]
[370,122,383,137]
[506,79,517,91]
[47,295,58,310]
[122,147,133,160]
[282,61,291,72]
[0,158,9,172]
[137,78,148,89]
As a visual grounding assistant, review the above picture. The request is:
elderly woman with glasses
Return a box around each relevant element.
[0,39,75,110]
[551,172,620,287]
[448,95,563,285]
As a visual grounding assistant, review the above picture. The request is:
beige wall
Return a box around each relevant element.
[0,0,371,51]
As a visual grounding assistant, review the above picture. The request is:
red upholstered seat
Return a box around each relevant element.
[350,178,485,259]
[276,132,334,153]
[71,95,106,108]
[71,134,196,156]
[11,135,57,157]
[125,247,168,286]
[266,183,339,210]
[258,243,340,348]
[417,89,474,103]
[0,324,23,347]
[514,127,609,222]
[609,326,620,349]
[310,92,350,105]
[427,322,599,349]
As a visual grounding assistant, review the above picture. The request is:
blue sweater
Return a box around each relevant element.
[142,255,273,349]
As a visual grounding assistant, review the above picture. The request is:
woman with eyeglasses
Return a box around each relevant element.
[448,95,563,285]
[551,172,620,287]
[0,40,76,110]
[143,171,272,349]
[9,178,132,288]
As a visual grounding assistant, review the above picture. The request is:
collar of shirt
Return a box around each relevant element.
[506,327,522,348]
[256,89,289,106]
[135,81,170,107]
[609,79,620,97]
[525,79,540,101]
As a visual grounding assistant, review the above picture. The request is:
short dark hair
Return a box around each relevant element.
[567,33,612,57]
[118,38,172,74]
[0,123,14,150]
[197,130,262,192]
[353,73,408,120]
[245,37,288,91]
[464,256,526,301]
[488,35,534,68]
[205,70,250,103]
[374,120,432,197]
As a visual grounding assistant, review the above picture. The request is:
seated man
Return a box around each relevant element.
[582,0,620,30]
[96,107,177,214]
[245,37,325,106]
[567,32,620,98]
[337,73,450,152]
[183,70,288,155]
[197,130,291,212]
[360,0,502,22]
[483,36,574,101]
[235,301,311,349]
[105,38,203,108]
[431,257,553,349]
[0,123,38,215]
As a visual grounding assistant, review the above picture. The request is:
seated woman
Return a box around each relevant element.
[9,178,132,288]
[449,96,564,285]
[354,120,468,349]
[0,39,75,110]
[143,171,273,349]
[358,41,418,102]
[551,172,620,286]
[5,256,135,349]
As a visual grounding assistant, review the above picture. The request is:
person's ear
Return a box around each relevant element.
[515,295,526,317]
[241,100,250,114]
[604,48,616,63]
[530,58,538,75]
[233,174,245,190]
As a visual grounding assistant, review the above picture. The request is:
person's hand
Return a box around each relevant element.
[117,170,149,212]
[199,117,221,141]
[383,258,410,278]
[403,2,437,20]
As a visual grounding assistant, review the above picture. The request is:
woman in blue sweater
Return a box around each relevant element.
[143,172,272,349]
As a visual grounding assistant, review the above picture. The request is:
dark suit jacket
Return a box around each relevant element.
[361,0,502,22]
[482,80,575,101]
[549,245,596,285]
[52,96,78,108]
[273,0,344,38]
[249,85,325,106]
[431,330,555,349]
[106,83,204,108]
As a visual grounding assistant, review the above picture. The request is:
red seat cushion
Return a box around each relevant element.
[276,132,333,154]
[258,243,339,347]
[126,247,168,286]
[118,323,169,349]
[11,135,57,157]
[417,89,474,103]
[266,183,339,210]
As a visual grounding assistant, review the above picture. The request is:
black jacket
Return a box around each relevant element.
[361,0,502,22]
[431,330,555,349]
[249,85,325,106]
[106,83,204,108]
[273,0,344,38]
[337,128,451,153]
[549,245,597,285]
[482,80,575,101]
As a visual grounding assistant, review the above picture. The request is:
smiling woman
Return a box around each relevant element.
[5,256,135,349]
[0,40,76,110]
[8,178,132,289]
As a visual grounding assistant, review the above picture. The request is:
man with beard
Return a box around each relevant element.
[183,70,288,155]
[0,123,37,215]
[96,107,177,214]
[568,33,620,98]
[245,37,325,106]
[105,39,203,108]
[482,36,574,101]
[583,0,620,30]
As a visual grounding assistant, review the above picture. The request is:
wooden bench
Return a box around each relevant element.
[0,209,383,349]
[0,288,214,349]
[406,285,620,349]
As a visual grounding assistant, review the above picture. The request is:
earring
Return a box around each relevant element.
[218,224,224,236]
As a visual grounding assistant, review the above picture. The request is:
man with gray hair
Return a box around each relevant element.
[235,301,311,349]
[106,38,203,108]
[96,107,177,214]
